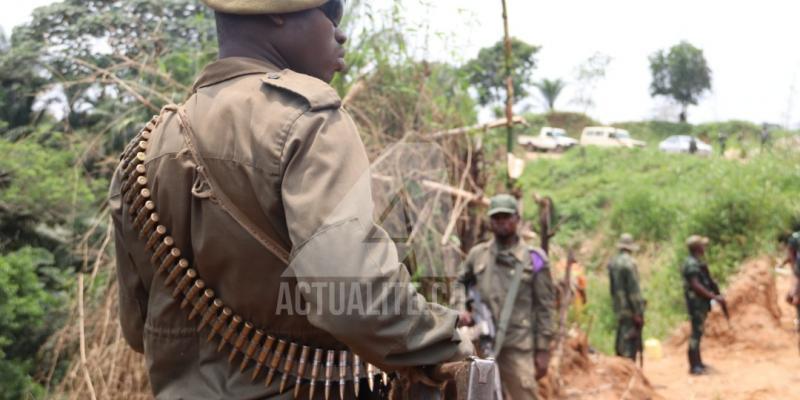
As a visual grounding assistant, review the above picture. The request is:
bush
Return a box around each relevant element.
[610,189,677,241]
[518,146,800,352]
[0,247,69,399]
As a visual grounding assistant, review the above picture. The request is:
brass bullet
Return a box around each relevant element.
[382,371,389,387]
[150,236,174,265]
[252,335,276,382]
[121,152,146,180]
[165,258,188,286]
[339,350,348,400]
[171,268,196,299]
[227,321,253,364]
[129,188,151,214]
[239,327,263,372]
[265,339,287,387]
[279,342,299,394]
[157,248,181,276]
[122,164,146,194]
[353,354,361,398]
[145,226,167,252]
[208,307,232,342]
[139,211,159,239]
[217,315,242,353]
[324,350,335,400]
[126,177,148,206]
[180,279,205,309]
[309,349,323,400]
[196,298,222,331]
[367,363,375,392]
[188,289,214,321]
[132,200,153,231]
[293,346,311,400]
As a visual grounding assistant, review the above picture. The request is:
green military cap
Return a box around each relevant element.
[686,235,710,247]
[617,233,639,252]
[201,0,329,14]
[488,194,518,216]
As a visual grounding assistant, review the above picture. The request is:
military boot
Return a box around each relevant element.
[688,349,705,375]
[697,348,712,373]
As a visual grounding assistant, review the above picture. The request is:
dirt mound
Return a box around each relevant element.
[666,257,784,351]
[541,331,663,400]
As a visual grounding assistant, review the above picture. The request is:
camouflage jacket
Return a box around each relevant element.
[681,255,715,313]
[451,239,556,352]
[607,252,645,319]
[788,231,800,277]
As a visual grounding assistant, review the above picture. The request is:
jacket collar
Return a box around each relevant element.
[192,57,283,92]
[490,237,529,263]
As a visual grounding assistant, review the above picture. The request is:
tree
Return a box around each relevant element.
[571,52,611,112]
[463,37,540,107]
[534,78,566,111]
[649,41,711,122]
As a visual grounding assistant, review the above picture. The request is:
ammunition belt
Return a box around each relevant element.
[118,113,390,399]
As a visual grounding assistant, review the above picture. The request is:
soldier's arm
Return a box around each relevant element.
[532,265,556,352]
[450,250,475,313]
[623,265,645,317]
[109,173,147,353]
[281,108,467,369]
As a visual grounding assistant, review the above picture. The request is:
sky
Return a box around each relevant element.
[3,0,800,127]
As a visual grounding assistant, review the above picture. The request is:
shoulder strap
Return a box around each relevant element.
[493,248,525,355]
[164,104,291,265]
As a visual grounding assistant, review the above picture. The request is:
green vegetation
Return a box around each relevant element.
[649,41,712,122]
[518,146,800,353]
[463,37,540,107]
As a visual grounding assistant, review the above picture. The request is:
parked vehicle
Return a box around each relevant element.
[658,135,713,155]
[580,126,646,148]
[517,127,579,152]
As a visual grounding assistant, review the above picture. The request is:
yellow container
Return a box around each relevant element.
[644,338,663,360]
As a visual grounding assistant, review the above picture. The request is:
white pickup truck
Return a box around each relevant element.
[517,127,579,152]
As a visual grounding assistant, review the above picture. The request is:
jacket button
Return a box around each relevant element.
[267,73,280,80]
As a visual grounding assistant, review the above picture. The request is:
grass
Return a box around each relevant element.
[516,144,800,353]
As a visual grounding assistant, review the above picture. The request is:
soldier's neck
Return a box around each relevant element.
[218,42,289,70]
[495,235,519,250]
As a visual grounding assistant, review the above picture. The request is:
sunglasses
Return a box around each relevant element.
[318,0,344,27]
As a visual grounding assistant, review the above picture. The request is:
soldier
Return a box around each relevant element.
[681,235,726,375]
[109,1,473,398]
[452,194,556,400]
[780,231,800,349]
[607,233,645,361]
[717,132,728,156]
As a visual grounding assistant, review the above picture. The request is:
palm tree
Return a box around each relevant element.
[534,78,566,111]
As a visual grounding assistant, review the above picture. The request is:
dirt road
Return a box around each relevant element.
[646,260,800,400]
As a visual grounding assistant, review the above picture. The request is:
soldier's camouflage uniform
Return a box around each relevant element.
[789,232,800,332]
[681,255,714,352]
[452,239,556,400]
[110,57,470,399]
[607,252,645,360]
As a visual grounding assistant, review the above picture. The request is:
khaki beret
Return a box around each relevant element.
[201,0,329,14]
[686,235,710,247]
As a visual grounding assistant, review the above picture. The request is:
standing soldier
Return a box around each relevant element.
[717,132,728,156]
[681,235,726,375]
[109,1,473,398]
[452,194,556,400]
[780,231,800,351]
[607,233,645,362]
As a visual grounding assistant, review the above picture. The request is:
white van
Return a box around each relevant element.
[580,126,646,148]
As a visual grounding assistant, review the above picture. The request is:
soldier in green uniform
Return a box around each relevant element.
[110,1,474,398]
[780,231,800,350]
[681,235,726,375]
[451,194,556,400]
[607,233,645,361]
